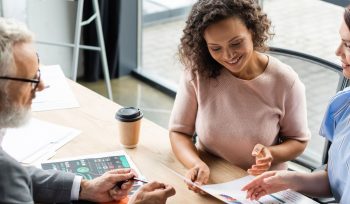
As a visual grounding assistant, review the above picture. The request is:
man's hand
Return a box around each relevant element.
[128,181,176,204]
[248,144,273,176]
[79,169,136,202]
[185,162,210,194]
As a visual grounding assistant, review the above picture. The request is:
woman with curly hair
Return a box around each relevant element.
[169,0,310,193]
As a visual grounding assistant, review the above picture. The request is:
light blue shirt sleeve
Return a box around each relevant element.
[319,87,350,141]
[340,182,350,204]
[71,176,82,200]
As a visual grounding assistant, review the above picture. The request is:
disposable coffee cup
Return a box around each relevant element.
[115,107,143,148]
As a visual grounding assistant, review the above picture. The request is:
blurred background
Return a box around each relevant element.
[1,0,349,171]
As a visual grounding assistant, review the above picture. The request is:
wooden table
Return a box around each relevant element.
[34,81,247,203]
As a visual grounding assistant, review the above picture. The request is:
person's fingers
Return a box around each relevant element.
[242,171,277,191]
[187,182,197,191]
[252,189,267,200]
[248,169,266,176]
[187,183,206,194]
[103,169,136,185]
[107,168,131,174]
[251,186,267,200]
[121,180,134,190]
[196,168,208,185]
[186,168,198,182]
[112,172,136,182]
[142,181,166,191]
[242,181,257,191]
[187,183,193,191]
[130,169,139,178]
[252,144,264,157]
[248,168,269,175]
[186,182,202,193]
[250,163,270,170]
[109,188,129,200]
[163,185,176,198]
[264,175,279,185]
[198,189,207,195]
[185,168,199,189]
[251,191,259,200]
[246,188,256,199]
[246,187,261,200]
[184,165,209,194]
[256,156,273,164]
[248,161,271,175]
[193,187,202,194]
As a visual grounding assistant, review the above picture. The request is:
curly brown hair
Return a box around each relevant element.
[179,0,273,79]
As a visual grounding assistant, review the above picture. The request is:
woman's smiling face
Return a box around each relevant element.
[204,17,254,78]
[336,18,350,79]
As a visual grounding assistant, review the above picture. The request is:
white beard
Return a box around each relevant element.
[0,91,31,128]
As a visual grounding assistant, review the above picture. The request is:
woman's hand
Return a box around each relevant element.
[248,144,273,176]
[185,162,210,194]
[242,170,293,200]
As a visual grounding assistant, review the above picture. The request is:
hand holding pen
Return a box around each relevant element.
[78,168,175,204]
[114,176,149,189]
[79,168,136,202]
[113,172,176,204]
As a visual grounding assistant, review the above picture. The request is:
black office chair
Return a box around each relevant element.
[268,47,348,168]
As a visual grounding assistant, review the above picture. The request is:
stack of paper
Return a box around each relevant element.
[2,118,81,164]
[32,65,79,111]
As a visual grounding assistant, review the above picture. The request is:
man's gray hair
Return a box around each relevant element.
[0,18,34,79]
[0,18,34,128]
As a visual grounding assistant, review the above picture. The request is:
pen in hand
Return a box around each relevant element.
[114,177,148,189]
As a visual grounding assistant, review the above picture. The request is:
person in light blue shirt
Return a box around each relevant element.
[320,87,350,203]
[241,4,350,204]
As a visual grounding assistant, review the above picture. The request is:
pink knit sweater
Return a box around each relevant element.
[169,56,310,170]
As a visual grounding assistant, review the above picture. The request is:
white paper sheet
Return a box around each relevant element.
[164,165,319,204]
[32,65,79,111]
[201,176,319,204]
[2,118,80,164]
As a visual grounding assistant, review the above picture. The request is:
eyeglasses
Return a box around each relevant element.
[0,53,41,92]
[0,69,41,91]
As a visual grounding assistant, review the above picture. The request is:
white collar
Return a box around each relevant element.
[0,129,6,145]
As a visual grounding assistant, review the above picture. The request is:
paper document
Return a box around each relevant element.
[201,176,319,204]
[2,118,80,164]
[41,151,146,198]
[32,65,79,111]
[165,165,318,204]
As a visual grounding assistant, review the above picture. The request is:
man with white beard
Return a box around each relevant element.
[0,18,175,204]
